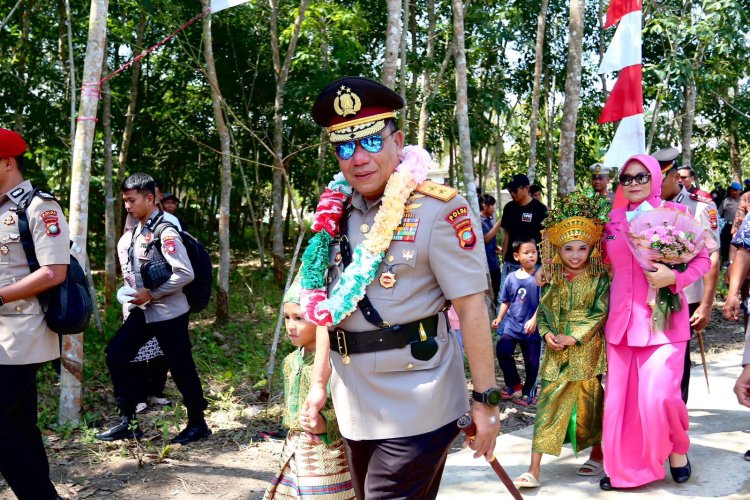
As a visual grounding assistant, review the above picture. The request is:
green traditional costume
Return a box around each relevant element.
[265,272,354,499]
[532,190,610,456]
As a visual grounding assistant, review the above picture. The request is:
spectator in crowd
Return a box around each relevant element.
[162,193,189,234]
[499,174,547,309]
[530,184,543,202]
[678,166,711,199]
[721,182,742,263]
[590,162,615,205]
[480,194,502,304]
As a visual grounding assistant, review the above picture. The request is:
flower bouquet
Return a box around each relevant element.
[625,204,715,332]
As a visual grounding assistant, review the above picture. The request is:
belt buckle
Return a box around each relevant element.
[335,329,351,365]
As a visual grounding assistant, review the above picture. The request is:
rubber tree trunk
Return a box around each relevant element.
[116,8,147,235]
[527,0,549,182]
[101,49,117,305]
[382,0,402,89]
[201,0,233,325]
[269,0,309,281]
[452,0,480,218]
[680,79,697,168]
[556,0,584,197]
[62,0,109,425]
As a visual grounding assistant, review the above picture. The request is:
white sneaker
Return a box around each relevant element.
[135,402,148,414]
[147,396,172,406]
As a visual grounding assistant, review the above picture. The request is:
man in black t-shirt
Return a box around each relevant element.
[498,174,547,324]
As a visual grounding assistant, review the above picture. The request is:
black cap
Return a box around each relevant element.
[507,174,530,191]
[312,76,404,143]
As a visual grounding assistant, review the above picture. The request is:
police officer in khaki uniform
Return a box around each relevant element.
[656,147,720,403]
[302,77,500,499]
[0,129,68,499]
[96,173,210,444]
[590,162,616,205]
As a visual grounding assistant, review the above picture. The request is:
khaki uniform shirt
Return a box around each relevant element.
[117,209,193,323]
[672,187,720,304]
[327,182,489,440]
[0,180,69,365]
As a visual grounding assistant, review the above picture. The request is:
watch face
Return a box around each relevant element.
[486,388,502,406]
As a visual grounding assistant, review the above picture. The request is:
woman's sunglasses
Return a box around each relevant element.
[619,172,651,186]
[334,131,394,160]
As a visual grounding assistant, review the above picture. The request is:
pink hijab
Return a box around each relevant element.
[613,154,663,210]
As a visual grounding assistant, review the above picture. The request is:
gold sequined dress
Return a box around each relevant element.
[264,349,354,499]
[532,270,609,456]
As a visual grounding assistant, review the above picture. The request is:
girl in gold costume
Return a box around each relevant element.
[513,190,610,489]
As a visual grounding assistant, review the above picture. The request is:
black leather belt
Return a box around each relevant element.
[330,314,439,356]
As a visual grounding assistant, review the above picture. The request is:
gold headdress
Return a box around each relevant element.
[541,188,610,284]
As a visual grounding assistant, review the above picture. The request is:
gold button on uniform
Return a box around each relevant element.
[15,306,21,313]
[406,363,414,370]
[360,224,370,234]
[387,255,394,263]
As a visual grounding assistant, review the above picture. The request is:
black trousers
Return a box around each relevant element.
[132,356,169,402]
[106,309,207,418]
[681,303,699,404]
[343,419,459,500]
[0,363,57,500]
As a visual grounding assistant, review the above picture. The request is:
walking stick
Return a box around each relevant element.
[695,330,710,393]
[457,414,523,500]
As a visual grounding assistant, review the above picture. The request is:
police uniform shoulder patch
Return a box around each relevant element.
[415,180,458,202]
[452,219,476,250]
[689,192,713,204]
[40,209,60,237]
[163,235,177,255]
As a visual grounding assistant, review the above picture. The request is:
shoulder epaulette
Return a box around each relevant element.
[689,192,712,204]
[414,180,458,202]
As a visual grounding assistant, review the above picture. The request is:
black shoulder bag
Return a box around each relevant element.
[17,189,92,335]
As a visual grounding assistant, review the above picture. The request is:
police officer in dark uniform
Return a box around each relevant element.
[96,173,210,444]
[655,147,720,403]
[0,129,68,499]
[301,77,500,499]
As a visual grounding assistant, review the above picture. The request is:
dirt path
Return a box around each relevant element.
[2,302,744,499]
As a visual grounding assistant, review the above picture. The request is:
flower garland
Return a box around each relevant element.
[300,145,431,326]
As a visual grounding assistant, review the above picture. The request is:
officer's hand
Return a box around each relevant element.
[645,263,676,289]
[734,365,750,408]
[301,384,328,431]
[467,403,500,461]
[724,294,741,321]
[689,303,710,331]
[131,288,153,306]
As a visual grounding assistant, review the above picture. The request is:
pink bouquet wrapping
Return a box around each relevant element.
[625,205,716,332]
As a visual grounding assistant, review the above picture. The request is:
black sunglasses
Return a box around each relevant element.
[619,173,651,186]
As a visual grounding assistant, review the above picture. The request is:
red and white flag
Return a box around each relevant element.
[599,0,644,174]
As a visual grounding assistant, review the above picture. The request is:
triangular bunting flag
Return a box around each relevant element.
[605,0,642,29]
[599,11,642,74]
[599,65,643,124]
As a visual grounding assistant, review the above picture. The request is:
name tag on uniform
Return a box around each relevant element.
[522,212,533,222]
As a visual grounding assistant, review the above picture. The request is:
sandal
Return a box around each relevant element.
[501,384,523,400]
[576,459,604,476]
[513,472,540,488]
[514,395,537,407]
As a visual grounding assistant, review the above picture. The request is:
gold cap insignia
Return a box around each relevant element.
[334,86,361,117]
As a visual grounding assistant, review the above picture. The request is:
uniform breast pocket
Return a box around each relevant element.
[326,242,343,289]
[366,248,418,301]
[0,230,21,266]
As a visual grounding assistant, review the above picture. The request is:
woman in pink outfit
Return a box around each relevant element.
[600,154,711,490]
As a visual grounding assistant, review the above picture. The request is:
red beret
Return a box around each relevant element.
[0,128,27,158]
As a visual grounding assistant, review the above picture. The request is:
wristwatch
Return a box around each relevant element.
[472,387,502,407]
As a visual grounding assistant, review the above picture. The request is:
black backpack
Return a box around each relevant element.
[17,188,92,335]
[145,216,213,314]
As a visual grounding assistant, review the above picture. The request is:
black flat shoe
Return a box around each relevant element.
[95,417,143,441]
[669,455,691,483]
[171,422,212,445]
[599,476,618,491]
[744,450,750,462]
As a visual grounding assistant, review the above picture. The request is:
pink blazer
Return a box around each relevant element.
[603,202,711,347]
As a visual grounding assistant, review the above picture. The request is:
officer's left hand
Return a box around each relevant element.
[645,263,676,289]
[130,287,153,306]
[689,303,711,331]
[467,402,500,461]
